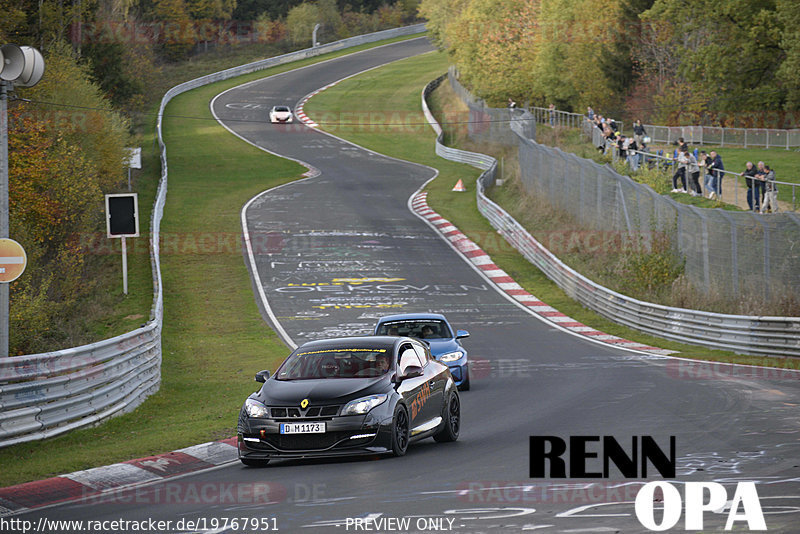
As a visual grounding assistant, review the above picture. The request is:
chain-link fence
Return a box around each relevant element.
[447,67,535,145]
[448,74,800,298]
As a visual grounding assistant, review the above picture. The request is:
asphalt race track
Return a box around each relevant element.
[17,37,800,533]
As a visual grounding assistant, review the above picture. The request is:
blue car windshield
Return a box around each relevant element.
[276,348,392,380]
[377,320,452,340]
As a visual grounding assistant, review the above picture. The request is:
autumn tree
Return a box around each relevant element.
[9,43,131,354]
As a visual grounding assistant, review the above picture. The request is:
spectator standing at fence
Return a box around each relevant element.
[755,161,768,209]
[672,148,688,193]
[587,106,594,121]
[627,137,639,171]
[699,151,714,197]
[687,151,702,196]
[760,165,779,213]
[549,103,556,126]
[742,161,759,211]
[708,151,724,198]
[508,98,516,109]
[677,137,688,153]
[617,135,628,159]
[633,119,647,147]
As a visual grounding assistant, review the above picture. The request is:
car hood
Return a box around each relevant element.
[426,339,461,357]
[256,376,390,405]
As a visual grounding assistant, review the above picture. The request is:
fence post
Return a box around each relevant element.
[701,212,710,292]
[721,128,724,147]
[744,129,748,148]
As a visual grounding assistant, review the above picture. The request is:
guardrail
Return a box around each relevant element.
[0,23,428,449]
[422,75,800,358]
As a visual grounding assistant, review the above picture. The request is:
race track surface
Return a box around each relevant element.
[17,37,800,533]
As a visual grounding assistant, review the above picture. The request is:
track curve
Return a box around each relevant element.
[16,37,800,533]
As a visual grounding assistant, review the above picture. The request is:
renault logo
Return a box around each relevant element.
[300,399,309,409]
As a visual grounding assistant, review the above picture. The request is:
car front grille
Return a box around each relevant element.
[269,405,340,419]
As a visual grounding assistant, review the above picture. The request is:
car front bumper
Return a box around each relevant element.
[238,413,394,460]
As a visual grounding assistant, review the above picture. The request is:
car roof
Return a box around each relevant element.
[376,313,449,323]
[295,336,399,352]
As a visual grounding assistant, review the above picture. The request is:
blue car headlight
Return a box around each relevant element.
[342,394,388,415]
[245,398,269,418]
[440,351,464,363]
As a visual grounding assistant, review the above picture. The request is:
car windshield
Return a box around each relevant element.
[275,107,290,112]
[276,348,392,380]
[377,320,452,339]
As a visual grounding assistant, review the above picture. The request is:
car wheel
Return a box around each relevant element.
[433,391,460,443]
[458,370,470,391]
[391,405,410,457]
[240,458,270,467]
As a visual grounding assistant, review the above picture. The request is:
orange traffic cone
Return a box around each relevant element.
[452,179,466,192]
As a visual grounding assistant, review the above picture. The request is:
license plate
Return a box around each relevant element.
[280,422,326,434]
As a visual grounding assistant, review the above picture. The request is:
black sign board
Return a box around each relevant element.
[105,193,139,238]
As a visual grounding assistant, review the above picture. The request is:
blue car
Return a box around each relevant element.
[374,313,470,391]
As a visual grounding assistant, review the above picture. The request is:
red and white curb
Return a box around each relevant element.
[0,438,238,515]
[411,192,675,356]
[295,80,342,128]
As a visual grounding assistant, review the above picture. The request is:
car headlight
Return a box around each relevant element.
[245,398,269,418]
[342,394,388,416]
[440,351,464,362]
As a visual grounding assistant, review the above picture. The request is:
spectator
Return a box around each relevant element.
[548,103,556,126]
[741,161,759,211]
[627,137,639,171]
[760,165,779,213]
[602,124,616,153]
[676,137,688,153]
[587,106,595,121]
[687,151,701,196]
[699,151,715,197]
[633,119,647,147]
[617,135,628,159]
[672,148,688,193]
[708,151,724,198]
[755,161,767,209]
[607,117,618,133]
[508,98,516,109]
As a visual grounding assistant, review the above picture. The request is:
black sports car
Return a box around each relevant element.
[237,336,460,466]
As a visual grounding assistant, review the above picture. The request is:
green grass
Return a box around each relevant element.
[303,52,798,370]
[0,33,426,488]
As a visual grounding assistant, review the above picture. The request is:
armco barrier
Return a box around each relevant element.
[0,24,428,449]
[422,75,800,357]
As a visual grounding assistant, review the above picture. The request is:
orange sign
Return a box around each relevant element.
[0,239,27,283]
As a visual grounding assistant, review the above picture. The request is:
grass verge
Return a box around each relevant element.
[303,53,798,370]
[0,33,426,488]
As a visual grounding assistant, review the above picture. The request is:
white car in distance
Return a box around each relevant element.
[269,106,293,124]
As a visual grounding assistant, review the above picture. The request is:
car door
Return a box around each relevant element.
[411,342,447,426]
[396,343,429,430]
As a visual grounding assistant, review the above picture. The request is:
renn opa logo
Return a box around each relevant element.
[529,436,766,531]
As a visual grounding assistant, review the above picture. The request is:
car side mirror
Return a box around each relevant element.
[456,329,470,339]
[400,365,423,379]
[255,370,270,383]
